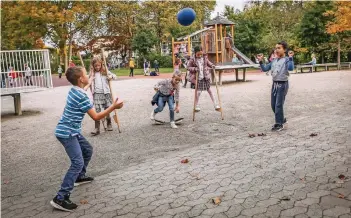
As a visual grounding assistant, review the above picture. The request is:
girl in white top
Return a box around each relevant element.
[89,57,117,135]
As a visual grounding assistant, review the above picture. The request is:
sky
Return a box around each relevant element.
[210,0,247,18]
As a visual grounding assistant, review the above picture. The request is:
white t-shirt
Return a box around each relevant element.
[25,67,32,76]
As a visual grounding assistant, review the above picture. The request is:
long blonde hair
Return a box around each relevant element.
[90,57,107,76]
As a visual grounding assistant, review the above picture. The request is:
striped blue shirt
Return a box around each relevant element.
[55,87,93,138]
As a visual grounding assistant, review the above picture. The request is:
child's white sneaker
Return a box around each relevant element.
[170,121,178,129]
[215,105,221,111]
[150,110,155,120]
[195,106,201,112]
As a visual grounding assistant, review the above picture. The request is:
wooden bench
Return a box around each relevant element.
[213,64,259,85]
[341,62,351,69]
[1,92,22,115]
[295,63,339,73]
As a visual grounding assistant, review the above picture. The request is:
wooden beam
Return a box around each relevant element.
[188,37,191,56]
[231,25,234,45]
[215,24,219,63]
[172,37,175,65]
[220,24,223,63]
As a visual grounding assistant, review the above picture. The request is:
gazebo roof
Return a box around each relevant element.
[205,14,235,26]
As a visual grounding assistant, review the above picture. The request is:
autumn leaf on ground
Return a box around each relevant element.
[300,178,305,182]
[310,133,318,137]
[181,159,189,164]
[338,174,346,180]
[249,133,256,138]
[338,194,345,199]
[212,197,221,205]
[80,199,88,204]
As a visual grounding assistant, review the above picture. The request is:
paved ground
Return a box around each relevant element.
[1,70,351,217]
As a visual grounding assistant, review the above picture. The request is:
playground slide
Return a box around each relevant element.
[231,46,256,65]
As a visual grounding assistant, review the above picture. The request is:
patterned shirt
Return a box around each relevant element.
[154,79,180,102]
[55,86,93,138]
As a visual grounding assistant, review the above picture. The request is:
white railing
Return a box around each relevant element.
[1,49,53,95]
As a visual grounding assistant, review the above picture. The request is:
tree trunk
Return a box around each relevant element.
[321,51,324,64]
[337,39,341,70]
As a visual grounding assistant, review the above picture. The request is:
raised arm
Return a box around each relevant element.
[259,62,272,72]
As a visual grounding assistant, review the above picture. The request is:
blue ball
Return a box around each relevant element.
[177,8,196,26]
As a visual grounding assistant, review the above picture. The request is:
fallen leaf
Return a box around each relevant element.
[3,181,9,184]
[338,194,345,199]
[300,178,305,182]
[80,199,88,204]
[258,133,267,136]
[338,174,346,180]
[310,133,318,137]
[212,197,221,205]
[181,159,189,164]
[280,197,290,201]
[249,133,256,138]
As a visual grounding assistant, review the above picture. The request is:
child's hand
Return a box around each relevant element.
[256,54,263,61]
[113,98,123,109]
[288,51,294,57]
[175,106,180,113]
[88,75,95,84]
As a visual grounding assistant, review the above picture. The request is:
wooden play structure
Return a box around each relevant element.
[172,14,258,85]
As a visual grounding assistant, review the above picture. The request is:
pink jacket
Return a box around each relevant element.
[187,55,215,84]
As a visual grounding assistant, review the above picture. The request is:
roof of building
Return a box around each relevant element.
[205,14,235,26]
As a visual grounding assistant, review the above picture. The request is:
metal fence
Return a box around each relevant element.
[1,49,53,95]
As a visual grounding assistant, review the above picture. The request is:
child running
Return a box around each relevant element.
[89,57,117,135]
[51,66,123,211]
[257,41,294,131]
[187,46,220,112]
[150,73,181,129]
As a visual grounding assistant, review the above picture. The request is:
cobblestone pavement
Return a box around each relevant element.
[1,70,351,217]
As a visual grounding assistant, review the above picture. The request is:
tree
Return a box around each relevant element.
[131,29,158,57]
[324,1,351,67]
[297,1,335,61]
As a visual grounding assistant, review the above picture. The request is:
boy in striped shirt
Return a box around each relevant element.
[51,66,123,212]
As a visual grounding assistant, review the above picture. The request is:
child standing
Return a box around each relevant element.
[150,74,181,129]
[129,58,135,77]
[58,65,63,79]
[24,63,33,86]
[187,46,220,112]
[257,41,294,131]
[51,66,123,211]
[89,57,117,135]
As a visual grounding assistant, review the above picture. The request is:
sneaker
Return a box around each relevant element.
[272,124,284,132]
[50,195,78,212]
[195,106,200,112]
[283,118,288,124]
[170,121,178,129]
[74,176,94,187]
[150,110,155,120]
[215,105,221,111]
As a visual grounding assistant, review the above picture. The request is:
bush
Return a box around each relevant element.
[144,52,173,68]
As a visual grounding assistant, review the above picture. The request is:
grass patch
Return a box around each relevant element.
[111,68,174,76]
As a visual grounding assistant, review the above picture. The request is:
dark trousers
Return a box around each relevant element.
[271,81,289,125]
[25,76,33,86]
[129,67,134,77]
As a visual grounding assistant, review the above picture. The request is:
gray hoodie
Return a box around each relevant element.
[260,57,294,81]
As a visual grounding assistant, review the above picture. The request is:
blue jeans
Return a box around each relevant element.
[271,81,289,125]
[154,96,175,122]
[56,134,93,199]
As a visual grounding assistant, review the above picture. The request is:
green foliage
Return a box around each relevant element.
[132,29,158,57]
[145,52,173,68]
[298,1,335,51]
